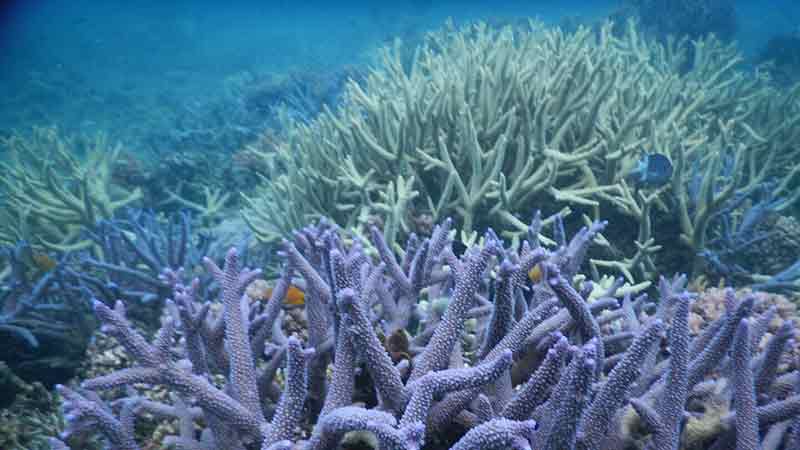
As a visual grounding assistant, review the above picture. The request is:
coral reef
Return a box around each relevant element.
[144,67,359,157]
[746,215,800,276]
[0,242,95,389]
[697,187,800,289]
[1,64,357,244]
[0,127,142,251]
[51,212,800,449]
[0,13,798,450]
[620,0,737,42]
[758,32,800,86]
[243,20,800,285]
[0,364,65,450]
[70,210,213,328]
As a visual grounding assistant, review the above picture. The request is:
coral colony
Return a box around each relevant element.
[242,21,800,287]
[48,213,800,449]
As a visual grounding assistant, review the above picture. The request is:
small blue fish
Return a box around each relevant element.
[629,153,673,187]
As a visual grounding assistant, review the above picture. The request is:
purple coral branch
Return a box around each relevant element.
[55,213,800,450]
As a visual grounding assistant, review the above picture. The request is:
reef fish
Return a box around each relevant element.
[264,284,305,306]
[247,279,306,306]
[528,264,543,283]
[281,285,306,306]
[629,153,673,188]
[15,242,57,272]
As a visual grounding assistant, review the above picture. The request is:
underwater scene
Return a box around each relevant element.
[4,0,800,448]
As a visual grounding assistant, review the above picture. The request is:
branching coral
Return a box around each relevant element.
[51,211,800,449]
[0,127,142,251]
[67,209,215,329]
[71,207,273,331]
[243,20,800,284]
[0,242,95,388]
[697,184,799,286]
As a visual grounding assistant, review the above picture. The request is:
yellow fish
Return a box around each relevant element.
[528,264,542,283]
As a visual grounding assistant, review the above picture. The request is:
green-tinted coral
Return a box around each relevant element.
[0,126,142,251]
[243,20,800,283]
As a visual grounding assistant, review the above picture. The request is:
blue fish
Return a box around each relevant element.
[629,153,673,187]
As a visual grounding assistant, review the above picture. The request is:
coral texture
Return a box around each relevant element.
[51,213,800,449]
[243,20,800,286]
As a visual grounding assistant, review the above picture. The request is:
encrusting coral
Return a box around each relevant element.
[242,19,800,284]
[50,211,800,449]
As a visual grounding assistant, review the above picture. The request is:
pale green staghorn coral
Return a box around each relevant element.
[243,20,800,283]
[0,127,142,251]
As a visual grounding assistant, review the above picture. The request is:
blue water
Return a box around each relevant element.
[0,0,798,148]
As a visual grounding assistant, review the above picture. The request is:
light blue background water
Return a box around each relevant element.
[0,0,797,145]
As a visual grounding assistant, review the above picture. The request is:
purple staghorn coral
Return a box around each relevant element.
[77,210,208,306]
[53,212,800,449]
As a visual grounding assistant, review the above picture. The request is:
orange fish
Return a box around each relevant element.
[264,284,306,306]
[283,285,306,306]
